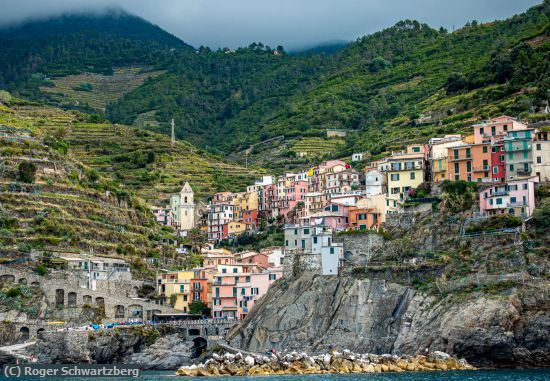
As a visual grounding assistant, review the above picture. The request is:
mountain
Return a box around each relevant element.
[105,1,549,170]
[0,9,190,94]
[0,2,549,173]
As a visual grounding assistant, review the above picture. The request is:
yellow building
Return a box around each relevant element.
[157,270,195,312]
[381,146,425,201]
[227,221,247,236]
[240,191,258,212]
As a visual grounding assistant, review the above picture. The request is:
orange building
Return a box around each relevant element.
[348,207,380,230]
[447,144,492,183]
[191,268,213,309]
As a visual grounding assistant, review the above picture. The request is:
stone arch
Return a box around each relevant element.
[146,309,161,321]
[128,304,143,319]
[55,289,65,308]
[67,292,77,307]
[19,326,30,341]
[188,328,200,336]
[114,305,125,319]
[191,337,207,358]
[37,328,45,336]
[83,295,92,304]
[18,278,27,285]
[31,281,40,287]
[95,297,105,307]
[0,274,15,284]
[129,286,139,298]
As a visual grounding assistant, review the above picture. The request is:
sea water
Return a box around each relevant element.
[1,369,548,381]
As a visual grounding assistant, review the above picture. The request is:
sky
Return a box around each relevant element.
[0,0,542,50]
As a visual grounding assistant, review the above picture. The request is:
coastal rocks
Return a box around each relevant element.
[125,333,194,370]
[176,350,475,377]
[228,272,550,368]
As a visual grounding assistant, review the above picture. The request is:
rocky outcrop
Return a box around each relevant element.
[228,272,550,368]
[125,333,194,370]
[30,326,197,369]
[176,350,474,377]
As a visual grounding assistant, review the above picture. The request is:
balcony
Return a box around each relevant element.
[473,166,490,172]
[449,156,471,162]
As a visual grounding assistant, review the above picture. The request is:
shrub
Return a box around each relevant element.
[37,265,47,276]
[6,287,21,298]
[18,161,36,183]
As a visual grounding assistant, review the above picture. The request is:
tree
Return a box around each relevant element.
[188,227,207,254]
[188,301,210,316]
[18,161,37,183]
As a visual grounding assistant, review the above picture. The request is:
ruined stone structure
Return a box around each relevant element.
[0,266,174,324]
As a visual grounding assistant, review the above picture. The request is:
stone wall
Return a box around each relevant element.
[282,251,321,278]
[333,233,384,265]
[0,266,174,323]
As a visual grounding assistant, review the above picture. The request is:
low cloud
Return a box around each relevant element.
[0,0,541,49]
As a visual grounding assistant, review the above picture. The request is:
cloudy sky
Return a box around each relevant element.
[0,0,541,49]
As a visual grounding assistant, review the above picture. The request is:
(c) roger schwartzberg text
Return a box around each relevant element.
[3,364,141,378]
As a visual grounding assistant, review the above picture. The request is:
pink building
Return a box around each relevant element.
[473,116,528,145]
[211,269,282,319]
[479,176,539,218]
[152,207,173,227]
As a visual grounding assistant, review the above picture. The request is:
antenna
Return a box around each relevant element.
[171,118,175,148]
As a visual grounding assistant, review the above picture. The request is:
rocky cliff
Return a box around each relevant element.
[30,326,195,369]
[228,272,549,368]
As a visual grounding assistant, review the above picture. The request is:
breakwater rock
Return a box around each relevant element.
[176,350,474,377]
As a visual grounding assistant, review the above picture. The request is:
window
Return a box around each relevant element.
[508,153,514,160]
[183,295,187,302]
[537,156,542,164]
[251,288,259,295]
[390,174,399,181]
[454,163,459,173]
[479,127,484,134]
[303,228,310,235]
[503,124,508,131]
[453,149,459,159]
[496,198,503,205]
[466,148,471,158]
[466,162,472,173]
[180,285,185,292]
[491,126,496,135]
[330,247,335,254]
[241,288,245,295]
[233,287,237,297]
[215,288,220,297]
[509,164,514,171]
[482,146,488,153]
[511,197,516,204]
[493,166,498,174]
[536,143,541,151]
[233,268,238,273]
[412,146,420,153]
[410,172,415,180]
[285,240,288,246]
[313,236,317,244]
[301,239,306,249]
[222,268,227,274]
[269,273,277,281]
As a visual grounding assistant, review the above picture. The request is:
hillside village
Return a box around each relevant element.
[149,114,549,320]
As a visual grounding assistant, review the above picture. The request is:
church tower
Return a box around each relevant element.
[178,182,195,231]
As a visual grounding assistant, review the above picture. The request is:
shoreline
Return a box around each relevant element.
[176,350,475,377]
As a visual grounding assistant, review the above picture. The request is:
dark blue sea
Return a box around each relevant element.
[1,369,549,380]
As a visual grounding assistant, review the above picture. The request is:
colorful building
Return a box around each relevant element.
[447,143,492,183]
[429,135,463,182]
[157,270,195,312]
[381,146,426,201]
[473,116,528,145]
[479,176,539,218]
[532,129,550,182]
[504,129,534,181]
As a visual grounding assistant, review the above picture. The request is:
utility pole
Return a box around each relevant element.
[171,118,175,148]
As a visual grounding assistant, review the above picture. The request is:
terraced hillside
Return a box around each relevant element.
[39,67,165,112]
[0,96,177,262]
[4,100,263,204]
[291,137,346,158]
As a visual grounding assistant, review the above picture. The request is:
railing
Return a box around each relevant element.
[449,155,471,161]
[472,166,490,172]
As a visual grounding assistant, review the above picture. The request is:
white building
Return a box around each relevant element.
[365,169,385,196]
[169,182,195,231]
[352,153,365,162]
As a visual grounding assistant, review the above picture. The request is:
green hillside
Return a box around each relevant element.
[1,96,262,204]
[0,94,177,265]
[105,1,549,166]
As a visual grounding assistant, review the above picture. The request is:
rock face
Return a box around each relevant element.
[228,272,550,368]
[31,327,196,369]
[126,333,194,370]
